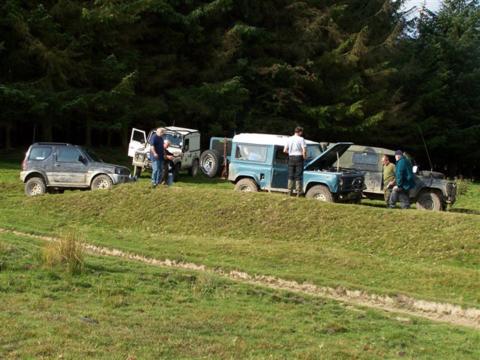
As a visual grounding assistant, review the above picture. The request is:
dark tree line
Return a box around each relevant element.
[1,0,479,176]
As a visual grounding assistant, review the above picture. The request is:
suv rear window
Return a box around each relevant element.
[57,147,82,162]
[28,146,52,161]
[235,144,268,162]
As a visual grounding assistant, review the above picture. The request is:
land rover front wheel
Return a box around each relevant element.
[416,191,443,211]
[234,178,258,193]
[25,177,46,196]
[189,159,199,177]
[91,175,113,190]
[305,185,333,202]
[133,166,142,178]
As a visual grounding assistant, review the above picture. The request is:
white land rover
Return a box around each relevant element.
[128,126,201,179]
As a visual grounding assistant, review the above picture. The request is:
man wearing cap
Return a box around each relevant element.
[389,150,416,209]
[284,126,307,196]
[382,154,396,205]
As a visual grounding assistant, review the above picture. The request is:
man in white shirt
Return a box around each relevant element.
[284,126,307,196]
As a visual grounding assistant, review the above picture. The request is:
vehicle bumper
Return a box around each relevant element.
[336,190,363,202]
[446,182,457,204]
[111,174,132,185]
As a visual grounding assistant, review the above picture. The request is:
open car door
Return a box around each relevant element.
[128,128,147,158]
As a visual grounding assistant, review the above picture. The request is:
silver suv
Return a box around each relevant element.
[20,143,131,196]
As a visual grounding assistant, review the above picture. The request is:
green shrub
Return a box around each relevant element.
[456,179,471,196]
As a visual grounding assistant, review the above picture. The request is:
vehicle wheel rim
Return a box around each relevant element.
[97,179,110,189]
[240,185,252,192]
[421,196,433,210]
[314,193,327,201]
[30,183,42,195]
[202,156,213,172]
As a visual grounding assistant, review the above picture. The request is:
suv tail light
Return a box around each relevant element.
[21,153,28,170]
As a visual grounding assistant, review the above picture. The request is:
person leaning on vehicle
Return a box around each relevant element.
[382,154,396,205]
[389,150,415,209]
[284,126,307,196]
[161,140,175,185]
[150,127,165,188]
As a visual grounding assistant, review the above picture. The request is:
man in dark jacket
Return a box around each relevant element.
[389,150,416,209]
[150,128,165,188]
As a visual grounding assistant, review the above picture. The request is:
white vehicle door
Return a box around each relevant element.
[128,128,147,158]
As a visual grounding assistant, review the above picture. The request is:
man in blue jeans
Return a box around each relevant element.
[389,150,416,209]
[150,128,165,188]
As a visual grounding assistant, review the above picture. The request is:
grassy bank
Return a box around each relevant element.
[1,232,480,359]
[1,171,479,307]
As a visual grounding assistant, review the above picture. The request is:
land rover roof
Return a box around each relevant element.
[232,133,319,146]
[164,126,199,135]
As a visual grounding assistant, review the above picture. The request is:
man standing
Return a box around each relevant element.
[389,150,415,209]
[161,140,175,185]
[284,126,307,196]
[382,154,396,205]
[150,128,165,188]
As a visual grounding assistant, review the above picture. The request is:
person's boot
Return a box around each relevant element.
[295,181,303,197]
[287,180,294,196]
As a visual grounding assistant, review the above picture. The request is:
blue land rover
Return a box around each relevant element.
[228,134,365,202]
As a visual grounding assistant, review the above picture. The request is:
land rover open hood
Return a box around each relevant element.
[304,142,353,171]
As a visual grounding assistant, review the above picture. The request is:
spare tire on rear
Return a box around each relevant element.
[200,149,222,178]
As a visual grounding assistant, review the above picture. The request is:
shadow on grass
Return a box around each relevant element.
[449,208,480,215]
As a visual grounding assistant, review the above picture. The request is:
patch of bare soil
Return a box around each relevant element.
[2,228,479,329]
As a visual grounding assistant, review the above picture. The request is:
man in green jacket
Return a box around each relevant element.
[389,150,416,209]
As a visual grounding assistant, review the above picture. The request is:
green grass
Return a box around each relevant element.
[1,232,480,359]
[0,148,479,307]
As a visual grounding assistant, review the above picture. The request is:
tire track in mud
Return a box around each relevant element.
[2,227,479,330]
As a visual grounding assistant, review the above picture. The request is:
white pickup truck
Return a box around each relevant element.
[128,126,201,179]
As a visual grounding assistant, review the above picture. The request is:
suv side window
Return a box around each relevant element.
[57,147,82,162]
[28,146,52,161]
[274,146,288,165]
[235,144,268,162]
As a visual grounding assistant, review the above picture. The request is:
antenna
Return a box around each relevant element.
[417,125,433,172]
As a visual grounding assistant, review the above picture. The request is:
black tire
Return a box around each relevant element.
[189,159,200,177]
[305,185,334,202]
[91,174,113,190]
[200,150,221,178]
[25,177,46,196]
[234,178,258,192]
[416,190,443,211]
[133,166,142,178]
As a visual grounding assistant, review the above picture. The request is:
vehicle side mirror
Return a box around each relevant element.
[78,155,86,163]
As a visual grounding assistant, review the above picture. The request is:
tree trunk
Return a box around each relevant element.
[5,123,12,149]
[85,117,92,146]
[121,125,128,148]
[42,120,53,142]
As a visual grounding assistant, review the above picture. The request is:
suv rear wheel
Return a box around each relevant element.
[25,177,46,196]
[235,178,258,192]
[91,175,113,190]
[305,185,333,202]
[416,190,443,211]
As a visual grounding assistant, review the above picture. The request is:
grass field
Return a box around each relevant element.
[2,232,480,359]
[1,148,480,358]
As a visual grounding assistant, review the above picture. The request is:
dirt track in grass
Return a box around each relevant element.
[2,227,479,330]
